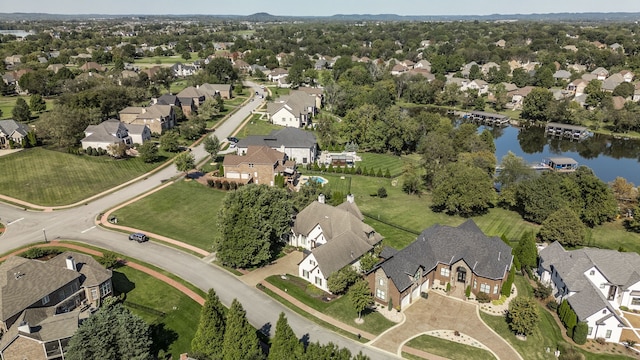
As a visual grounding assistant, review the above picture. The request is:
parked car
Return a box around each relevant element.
[227,136,239,143]
[128,233,148,243]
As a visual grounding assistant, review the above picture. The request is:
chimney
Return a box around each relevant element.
[18,321,31,334]
[347,194,355,203]
[318,194,325,204]
[65,256,76,271]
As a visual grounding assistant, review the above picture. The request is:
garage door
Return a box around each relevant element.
[421,279,430,293]
[401,294,411,309]
[412,286,420,303]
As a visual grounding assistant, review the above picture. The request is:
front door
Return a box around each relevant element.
[457,269,466,283]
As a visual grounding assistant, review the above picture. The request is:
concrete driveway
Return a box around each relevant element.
[371,292,522,360]
[241,251,302,286]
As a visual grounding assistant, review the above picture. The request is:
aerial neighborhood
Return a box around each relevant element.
[2,6,640,360]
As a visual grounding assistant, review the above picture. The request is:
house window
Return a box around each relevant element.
[493,285,499,294]
[376,289,386,300]
[100,282,112,297]
[632,297,640,306]
[590,270,595,276]
[473,280,477,289]
[315,277,322,286]
[310,259,316,266]
[249,163,254,168]
[602,309,607,314]
[379,279,384,286]
[588,327,593,335]
[480,284,491,294]
[440,268,450,277]
[303,270,310,279]
[600,283,605,289]
[605,330,612,339]
[91,289,98,300]
[303,157,308,164]
[42,295,50,304]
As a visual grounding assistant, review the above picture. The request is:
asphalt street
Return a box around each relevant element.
[0,82,397,359]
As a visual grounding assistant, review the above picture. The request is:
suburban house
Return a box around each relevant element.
[177,86,207,115]
[119,104,175,134]
[79,61,106,72]
[0,252,112,360]
[236,127,318,165]
[171,63,198,77]
[223,145,297,186]
[0,120,31,149]
[601,74,624,93]
[267,90,317,128]
[591,67,609,81]
[567,79,588,96]
[537,242,640,343]
[268,68,289,83]
[81,119,151,151]
[367,220,512,310]
[293,195,383,292]
[198,83,233,99]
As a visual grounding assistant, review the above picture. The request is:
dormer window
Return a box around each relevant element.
[590,270,595,276]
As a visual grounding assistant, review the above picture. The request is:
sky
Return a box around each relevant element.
[4,0,640,16]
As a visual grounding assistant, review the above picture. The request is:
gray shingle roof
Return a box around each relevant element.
[0,307,79,352]
[236,127,317,150]
[374,220,512,293]
[0,120,30,138]
[295,200,383,278]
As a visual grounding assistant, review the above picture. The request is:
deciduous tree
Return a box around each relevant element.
[538,207,586,247]
[432,162,495,216]
[159,131,180,152]
[216,185,293,268]
[174,152,195,174]
[137,142,159,163]
[327,266,360,295]
[203,135,221,159]
[507,296,540,336]
[349,279,372,320]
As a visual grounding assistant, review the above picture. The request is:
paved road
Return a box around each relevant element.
[0,82,396,360]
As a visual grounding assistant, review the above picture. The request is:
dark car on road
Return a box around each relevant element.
[129,233,149,243]
[227,136,239,143]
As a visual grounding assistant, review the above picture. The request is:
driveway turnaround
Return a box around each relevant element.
[371,292,523,360]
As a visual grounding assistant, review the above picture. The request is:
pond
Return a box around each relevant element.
[484,125,640,185]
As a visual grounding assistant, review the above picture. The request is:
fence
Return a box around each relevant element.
[361,211,420,236]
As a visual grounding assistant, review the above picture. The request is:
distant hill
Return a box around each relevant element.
[0,12,639,22]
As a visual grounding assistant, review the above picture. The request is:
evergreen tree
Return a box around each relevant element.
[29,94,46,113]
[222,299,263,360]
[191,289,226,360]
[12,98,31,122]
[515,231,537,270]
[66,299,152,360]
[268,313,303,360]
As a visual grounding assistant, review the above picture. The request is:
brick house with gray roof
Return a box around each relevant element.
[367,220,512,310]
[236,127,318,165]
[223,145,296,186]
[294,195,383,292]
[537,242,640,343]
[0,120,31,149]
[0,251,112,359]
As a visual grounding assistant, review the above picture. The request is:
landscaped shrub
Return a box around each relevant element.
[368,168,375,176]
[215,179,222,189]
[501,268,514,297]
[572,322,588,345]
[620,306,629,312]
[547,300,559,311]
[476,291,491,303]
[222,180,230,190]
[313,163,320,171]
[99,251,120,269]
[384,168,391,178]
[388,297,393,311]
[207,179,215,187]
[558,342,585,360]
[376,169,383,177]
[465,286,471,298]
[327,164,334,173]
[446,282,451,292]
[355,167,362,175]
[534,281,552,299]
[20,248,61,259]
[595,337,606,345]
[230,182,238,190]
[377,187,387,198]
[361,166,368,176]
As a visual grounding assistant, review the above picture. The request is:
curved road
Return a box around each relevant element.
[0,82,397,360]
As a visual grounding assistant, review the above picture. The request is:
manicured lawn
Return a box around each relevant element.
[0,148,168,206]
[169,80,188,94]
[358,152,417,178]
[134,53,200,67]
[112,265,201,358]
[307,173,539,249]
[0,95,53,120]
[589,221,640,254]
[112,180,225,251]
[225,96,249,107]
[236,117,282,138]
[270,88,291,97]
[404,334,496,360]
[265,274,396,335]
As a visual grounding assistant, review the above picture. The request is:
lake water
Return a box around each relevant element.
[0,30,34,38]
[484,125,640,185]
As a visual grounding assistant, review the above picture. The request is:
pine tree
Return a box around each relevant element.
[191,289,226,360]
[12,98,31,122]
[222,299,263,360]
[268,313,303,360]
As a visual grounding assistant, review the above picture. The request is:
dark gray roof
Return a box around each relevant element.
[157,94,180,106]
[0,307,79,352]
[0,120,30,138]
[374,220,512,293]
[236,127,317,150]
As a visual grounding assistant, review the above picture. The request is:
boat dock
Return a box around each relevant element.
[541,157,579,172]
[545,122,590,140]
[463,111,511,126]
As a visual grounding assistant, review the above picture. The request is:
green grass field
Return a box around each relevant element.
[404,334,496,360]
[112,180,225,251]
[358,152,418,178]
[306,173,540,249]
[266,274,395,335]
[0,95,53,120]
[112,265,201,358]
[0,148,167,206]
[236,117,281,138]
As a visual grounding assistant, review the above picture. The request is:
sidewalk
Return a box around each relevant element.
[0,241,205,306]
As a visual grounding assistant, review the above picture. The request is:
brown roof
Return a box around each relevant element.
[223,146,286,166]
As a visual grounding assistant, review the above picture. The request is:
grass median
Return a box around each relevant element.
[404,334,497,360]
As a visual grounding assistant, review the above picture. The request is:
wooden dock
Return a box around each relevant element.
[541,157,579,172]
[545,122,591,140]
[463,111,510,126]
